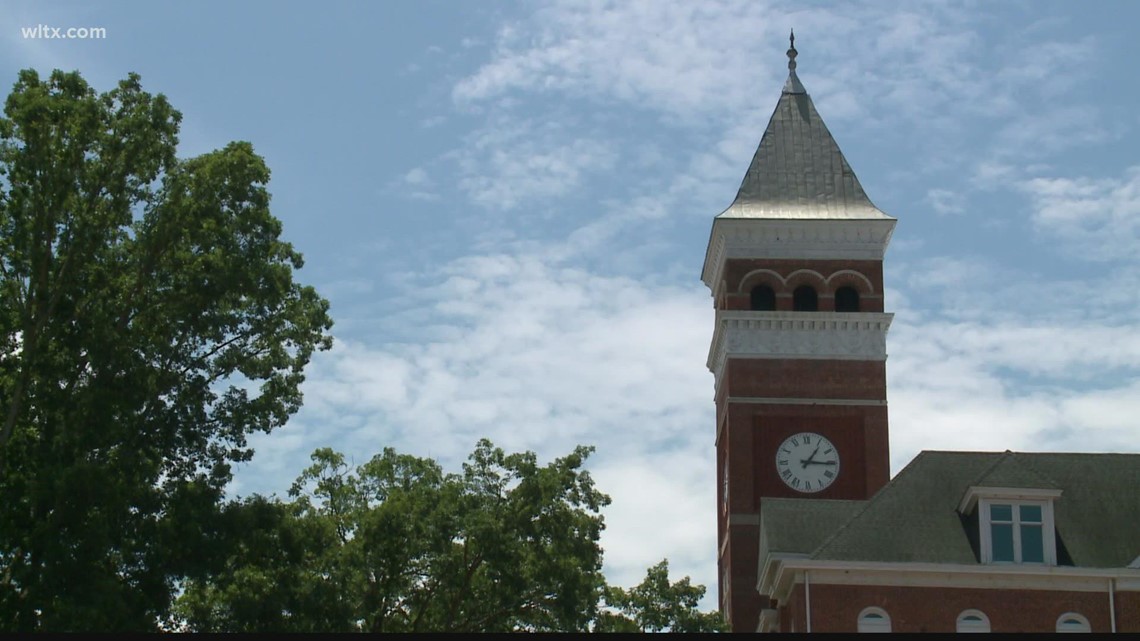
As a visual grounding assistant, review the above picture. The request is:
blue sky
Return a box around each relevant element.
[4,0,1139,603]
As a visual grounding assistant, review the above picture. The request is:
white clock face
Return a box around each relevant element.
[775,432,839,493]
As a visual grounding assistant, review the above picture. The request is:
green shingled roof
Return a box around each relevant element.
[760,498,865,556]
[764,451,1140,568]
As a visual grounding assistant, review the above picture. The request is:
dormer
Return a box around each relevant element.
[958,486,1062,564]
[957,452,1063,565]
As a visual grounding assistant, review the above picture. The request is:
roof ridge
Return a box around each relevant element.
[967,450,1060,490]
[809,451,930,559]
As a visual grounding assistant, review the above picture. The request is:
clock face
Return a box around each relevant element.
[775,432,839,494]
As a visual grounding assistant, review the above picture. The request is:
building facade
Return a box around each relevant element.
[703,35,1140,633]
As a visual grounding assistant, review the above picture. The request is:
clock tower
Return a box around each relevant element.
[703,34,896,632]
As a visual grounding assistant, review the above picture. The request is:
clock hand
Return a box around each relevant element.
[801,444,821,469]
[802,460,837,466]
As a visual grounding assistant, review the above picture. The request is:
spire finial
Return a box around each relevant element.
[787,29,798,72]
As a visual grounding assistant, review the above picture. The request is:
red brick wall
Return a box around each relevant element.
[721,258,885,312]
[1116,591,1139,632]
[801,583,1123,633]
[714,257,890,632]
[726,358,888,401]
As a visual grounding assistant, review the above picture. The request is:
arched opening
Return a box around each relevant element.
[957,610,991,633]
[750,285,776,311]
[793,285,818,311]
[1056,613,1091,633]
[835,286,860,312]
[857,607,891,633]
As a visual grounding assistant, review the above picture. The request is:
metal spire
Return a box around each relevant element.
[782,29,805,95]
[787,29,797,72]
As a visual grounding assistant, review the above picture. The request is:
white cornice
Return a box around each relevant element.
[761,558,1140,604]
[708,311,893,390]
[958,486,1064,514]
[701,218,896,296]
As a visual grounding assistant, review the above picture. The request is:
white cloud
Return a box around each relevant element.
[239,246,719,591]
[403,167,430,186]
[454,118,617,211]
[1020,166,1140,261]
[926,188,965,215]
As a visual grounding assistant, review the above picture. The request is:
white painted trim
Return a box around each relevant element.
[701,218,896,292]
[856,606,892,633]
[738,268,787,292]
[757,608,780,633]
[727,396,886,406]
[1109,578,1116,633]
[805,570,812,633]
[707,311,893,388]
[1055,612,1091,633]
[761,558,1140,604]
[826,269,876,294]
[784,268,828,287]
[958,485,1063,513]
[956,609,991,633]
[977,498,1057,565]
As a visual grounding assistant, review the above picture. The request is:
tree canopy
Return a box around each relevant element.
[0,69,724,633]
[173,442,725,633]
[0,69,333,630]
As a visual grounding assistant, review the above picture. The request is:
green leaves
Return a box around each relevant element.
[174,442,725,633]
[597,559,728,633]
[0,69,332,631]
[177,441,612,633]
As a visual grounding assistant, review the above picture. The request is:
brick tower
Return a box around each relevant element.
[702,34,896,632]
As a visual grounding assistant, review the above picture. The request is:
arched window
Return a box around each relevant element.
[750,285,776,311]
[956,609,991,633]
[835,286,860,312]
[793,285,818,311]
[1055,613,1091,633]
[857,607,891,633]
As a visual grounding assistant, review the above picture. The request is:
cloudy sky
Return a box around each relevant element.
[3,0,1138,604]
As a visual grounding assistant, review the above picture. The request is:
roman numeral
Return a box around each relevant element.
[824,448,833,455]
[778,459,788,466]
[781,469,792,479]
[791,478,800,488]
[824,470,834,478]
[803,435,812,444]
[790,437,800,447]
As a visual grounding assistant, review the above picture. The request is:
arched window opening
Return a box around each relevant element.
[835,286,860,312]
[750,285,776,311]
[793,285,818,312]
[956,610,991,633]
[1056,613,1091,633]
[857,607,891,633]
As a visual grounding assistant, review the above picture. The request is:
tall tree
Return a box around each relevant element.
[596,559,728,632]
[0,69,333,631]
[175,440,612,632]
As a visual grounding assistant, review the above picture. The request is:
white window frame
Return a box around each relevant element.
[977,497,1057,565]
[956,609,991,633]
[1055,613,1091,633]
[857,607,891,633]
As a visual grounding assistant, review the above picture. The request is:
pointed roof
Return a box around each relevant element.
[718,34,892,221]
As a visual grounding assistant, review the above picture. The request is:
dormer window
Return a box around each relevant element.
[988,502,1045,563]
[958,487,1060,565]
